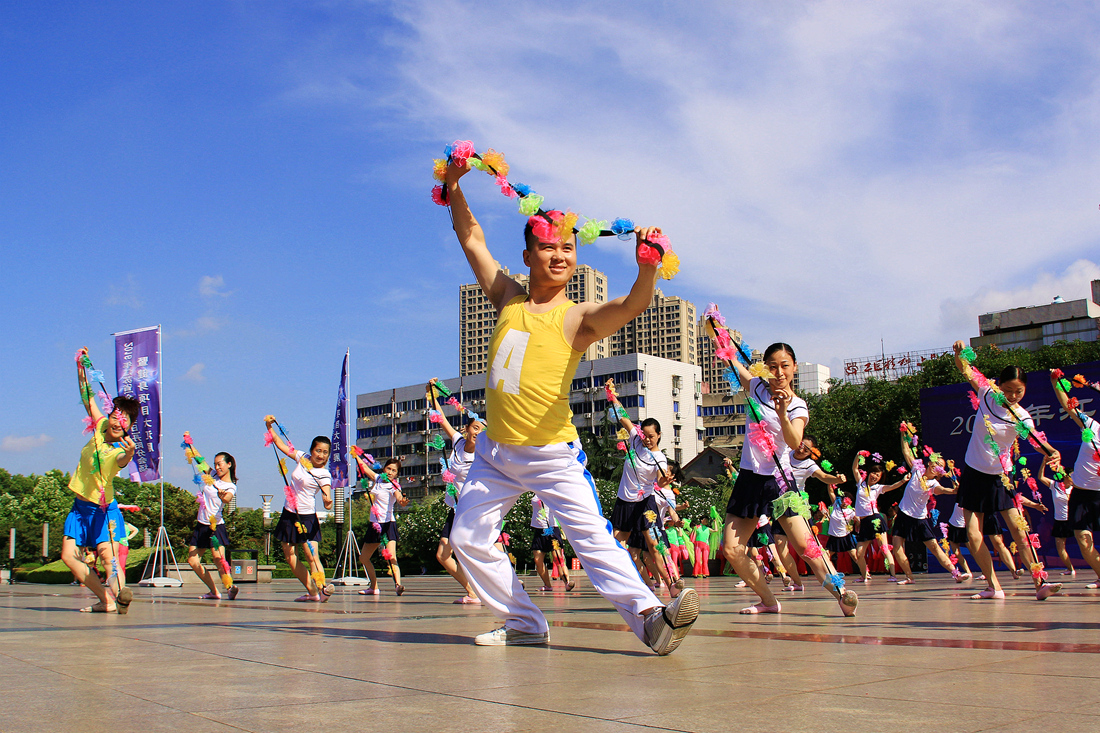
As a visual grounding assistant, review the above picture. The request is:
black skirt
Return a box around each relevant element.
[1051,518,1075,539]
[726,469,782,520]
[441,507,455,539]
[188,522,230,550]
[273,510,321,544]
[946,524,970,544]
[531,528,556,553]
[365,520,399,544]
[957,465,1014,514]
[824,533,857,553]
[892,512,936,543]
[749,523,775,548]
[1070,489,1100,534]
[855,513,887,541]
[982,513,1004,537]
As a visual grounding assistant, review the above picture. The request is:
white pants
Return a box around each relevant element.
[451,435,661,639]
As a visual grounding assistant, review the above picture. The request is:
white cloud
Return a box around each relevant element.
[285,2,1100,362]
[182,363,206,382]
[199,275,230,297]
[1,434,54,452]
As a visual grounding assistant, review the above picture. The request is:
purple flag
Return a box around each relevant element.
[328,351,349,489]
[115,326,162,482]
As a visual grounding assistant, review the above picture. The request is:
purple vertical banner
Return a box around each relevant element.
[115,326,162,482]
[328,351,349,490]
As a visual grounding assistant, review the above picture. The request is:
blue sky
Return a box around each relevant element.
[3,1,1099,508]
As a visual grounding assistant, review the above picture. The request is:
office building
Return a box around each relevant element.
[970,279,1100,351]
[355,353,703,502]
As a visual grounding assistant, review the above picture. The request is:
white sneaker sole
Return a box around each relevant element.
[656,588,699,656]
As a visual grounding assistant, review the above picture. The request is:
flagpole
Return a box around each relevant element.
[333,348,368,585]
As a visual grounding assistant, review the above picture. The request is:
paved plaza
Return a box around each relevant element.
[3,573,1100,733]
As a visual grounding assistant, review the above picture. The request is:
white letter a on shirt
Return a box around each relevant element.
[489,330,529,395]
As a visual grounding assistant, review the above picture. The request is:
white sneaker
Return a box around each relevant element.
[643,588,699,656]
[474,626,550,646]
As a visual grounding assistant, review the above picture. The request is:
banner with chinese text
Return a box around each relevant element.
[115,326,162,482]
[328,351,349,490]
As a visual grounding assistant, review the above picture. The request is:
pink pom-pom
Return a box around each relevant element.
[381,548,394,562]
[286,440,295,453]
[858,469,867,481]
[498,532,510,545]
[529,213,559,244]
[371,504,382,520]
[1028,533,1041,549]
[715,345,737,362]
[968,391,980,410]
[714,328,732,348]
[441,469,456,484]
[429,410,443,424]
[431,185,448,206]
[803,537,822,559]
[183,433,194,446]
[449,140,475,166]
[971,368,989,390]
[98,391,113,413]
[496,175,516,198]
[842,497,852,507]
[446,396,462,409]
[747,422,777,456]
[283,483,297,513]
[616,441,626,451]
[364,453,376,465]
[858,450,870,458]
[637,243,662,266]
[74,349,85,364]
[82,416,95,435]
[647,232,671,253]
[264,431,274,447]
[371,521,381,534]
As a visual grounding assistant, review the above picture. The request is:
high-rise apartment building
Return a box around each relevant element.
[609,288,697,365]
[458,265,609,376]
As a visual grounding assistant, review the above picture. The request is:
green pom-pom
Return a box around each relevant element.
[821,459,834,472]
[1015,421,1030,438]
[745,396,762,420]
[518,194,543,216]
[857,456,865,465]
[577,219,606,246]
[1059,378,1073,393]
[994,391,1007,406]
[1084,428,1095,443]
[432,382,452,398]
[91,451,101,474]
[960,347,977,362]
[81,355,94,369]
[467,157,488,172]
[80,383,93,401]
[1018,456,1027,466]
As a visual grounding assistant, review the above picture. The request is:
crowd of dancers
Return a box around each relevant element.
[57,153,1100,657]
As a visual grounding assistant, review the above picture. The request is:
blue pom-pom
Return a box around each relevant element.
[512,182,531,197]
[737,342,753,367]
[723,368,739,388]
[931,509,940,524]
[87,369,105,384]
[371,462,383,471]
[444,144,453,158]
[610,218,634,239]
[826,572,845,591]
[192,475,203,486]
[467,411,479,422]
[543,527,554,536]
[181,440,189,449]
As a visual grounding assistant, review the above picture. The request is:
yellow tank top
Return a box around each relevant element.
[485,296,582,446]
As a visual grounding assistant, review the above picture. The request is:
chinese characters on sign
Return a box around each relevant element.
[115,326,161,482]
[841,348,952,385]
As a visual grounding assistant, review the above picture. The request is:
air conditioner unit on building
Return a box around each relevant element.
[675,412,682,419]
[673,437,681,444]
[694,393,701,400]
[584,413,593,419]
[639,382,646,389]
[672,388,679,395]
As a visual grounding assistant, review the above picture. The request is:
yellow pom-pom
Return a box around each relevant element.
[556,211,578,243]
[885,460,896,471]
[1009,542,1018,554]
[201,474,215,485]
[749,362,771,379]
[480,148,508,176]
[299,456,312,468]
[658,251,680,280]
[432,158,447,182]
[617,428,629,440]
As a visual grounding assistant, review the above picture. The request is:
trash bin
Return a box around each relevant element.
[231,549,259,583]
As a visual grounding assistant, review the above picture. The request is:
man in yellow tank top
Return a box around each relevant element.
[443,159,698,655]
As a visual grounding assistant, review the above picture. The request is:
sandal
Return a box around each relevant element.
[739,602,781,615]
[453,596,481,604]
[395,584,405,597]
[79,602,114,613]
[565,581,576,592]
[199,592,221,600]
[319,583,335,603]
[358,587,380,595]
[294,594,321,602]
